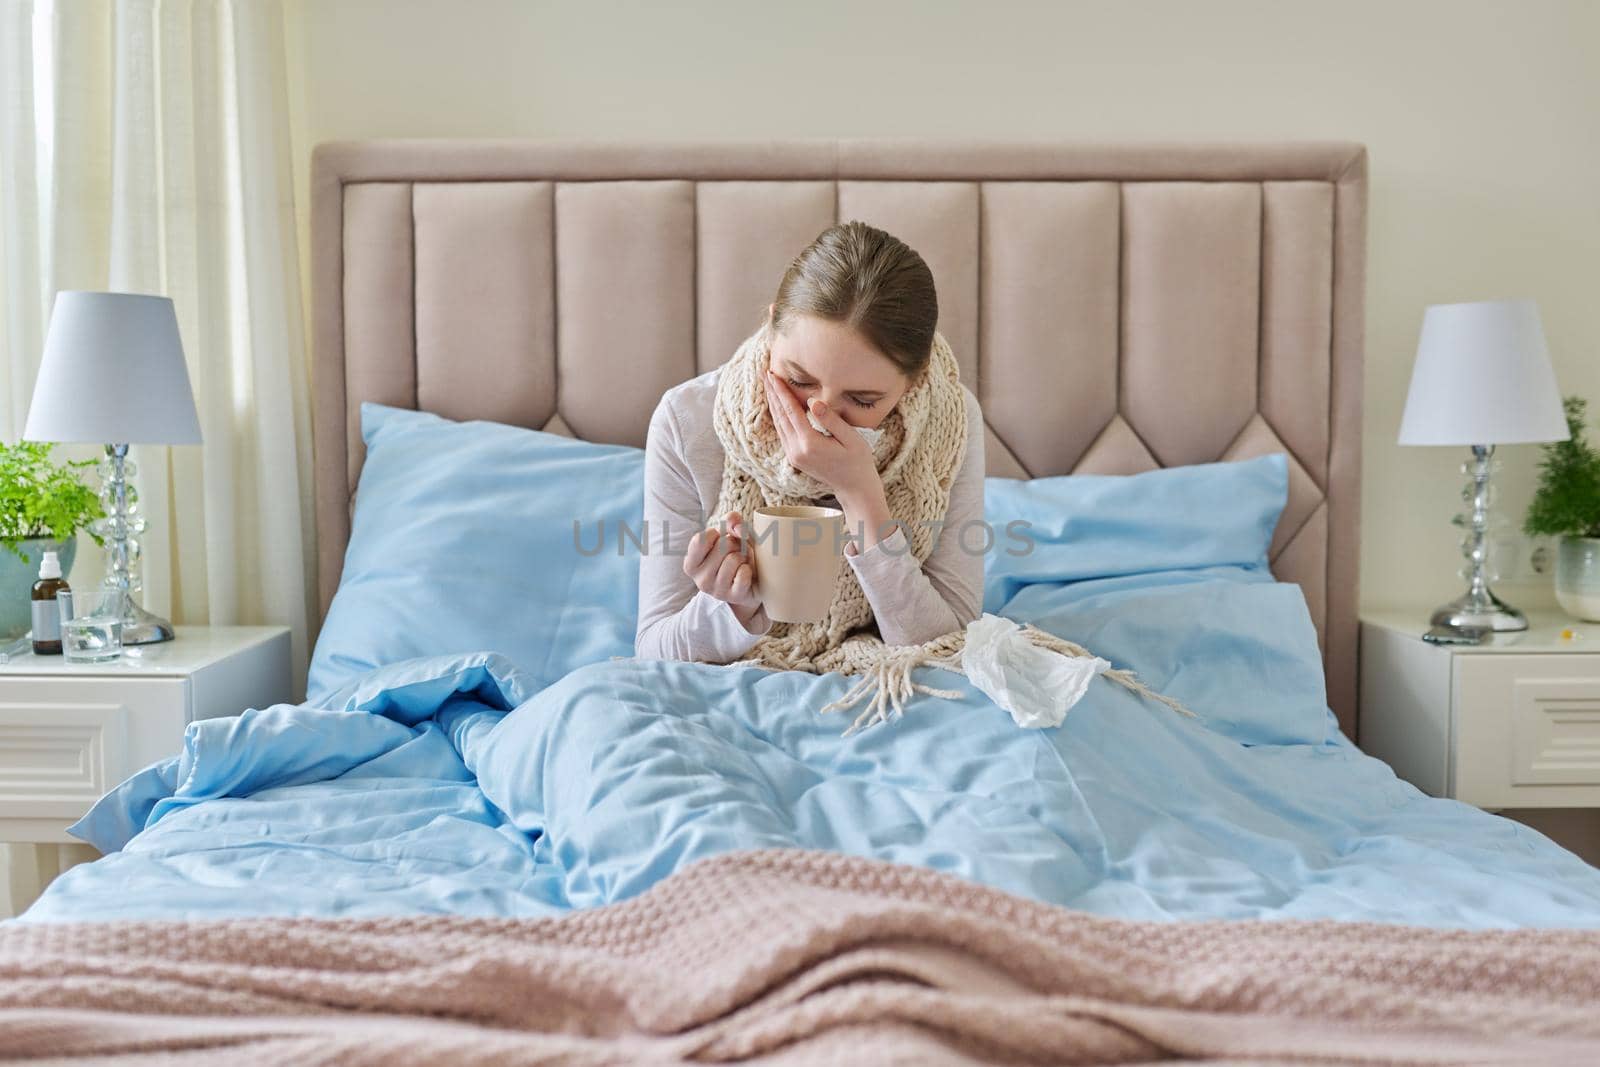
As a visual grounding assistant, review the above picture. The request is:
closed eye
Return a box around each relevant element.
[785,374,880,409]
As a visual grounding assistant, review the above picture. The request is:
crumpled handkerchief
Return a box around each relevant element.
[962,613,1109,729]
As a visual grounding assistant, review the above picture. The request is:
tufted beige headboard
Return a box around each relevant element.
[310,139,1367,737]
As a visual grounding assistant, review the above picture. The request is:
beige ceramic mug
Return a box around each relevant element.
[750,505,846,623]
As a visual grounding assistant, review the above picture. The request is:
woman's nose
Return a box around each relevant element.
[788,381,849,417]
[791,382,834,409]
[814,388,847,412]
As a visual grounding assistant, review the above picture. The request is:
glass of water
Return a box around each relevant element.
[57,589,126,663]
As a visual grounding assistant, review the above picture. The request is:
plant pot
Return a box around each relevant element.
[1555,536,1600,623]
[0,536,78,640]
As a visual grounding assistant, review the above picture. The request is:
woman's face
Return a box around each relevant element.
[765,311,912,429]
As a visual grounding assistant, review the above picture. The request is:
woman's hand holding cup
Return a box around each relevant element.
[683,510,764,630]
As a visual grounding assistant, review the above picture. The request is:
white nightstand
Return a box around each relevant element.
[1360,609,1600,809]
[0,625,291,843]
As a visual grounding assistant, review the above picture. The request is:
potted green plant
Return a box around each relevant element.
[1524,396,1600,622]
[0,441,105,639]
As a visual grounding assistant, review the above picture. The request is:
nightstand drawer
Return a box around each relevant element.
[1455,654,1600,806]
[0,677,188,820]
[1510,676,1600,785]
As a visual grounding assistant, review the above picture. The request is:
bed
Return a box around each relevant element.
[6,139,1600,1064]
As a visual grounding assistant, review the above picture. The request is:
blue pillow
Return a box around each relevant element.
[981,453,1333,745]
[1001,566,1336,745]
[307,403,644,702]
[981,454,1289,612]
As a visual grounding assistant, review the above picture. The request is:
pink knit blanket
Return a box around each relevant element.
[3,849,1599,1064]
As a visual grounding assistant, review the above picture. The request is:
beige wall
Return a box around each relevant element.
[284,0,1600,615]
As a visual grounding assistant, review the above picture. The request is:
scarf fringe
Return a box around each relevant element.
[819,649,966,737]
[813,623,1197,736]
[1014,623,1199,721]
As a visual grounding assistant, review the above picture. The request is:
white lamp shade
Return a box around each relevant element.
[1397,298,1568,446]
[24,291,203,446]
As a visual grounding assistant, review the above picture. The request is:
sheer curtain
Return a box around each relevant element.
[0,1,313,913]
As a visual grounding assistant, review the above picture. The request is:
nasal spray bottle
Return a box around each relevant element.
[30,551,69,656]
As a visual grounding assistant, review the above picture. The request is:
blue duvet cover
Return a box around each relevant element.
[20,561,1600,930]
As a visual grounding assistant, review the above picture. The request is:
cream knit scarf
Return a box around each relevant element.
[712,322,1193,735]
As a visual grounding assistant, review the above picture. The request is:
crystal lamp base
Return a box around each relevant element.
[94,442,177,646]
[1426,443,1529,634]
[1428,589,1528,633]
[121,599,177,645]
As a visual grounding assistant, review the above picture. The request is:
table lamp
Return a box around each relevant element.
[1398,298,1568,632]
[23,291,203,644]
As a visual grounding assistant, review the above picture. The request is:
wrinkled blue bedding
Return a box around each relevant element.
[22,566,1600,928]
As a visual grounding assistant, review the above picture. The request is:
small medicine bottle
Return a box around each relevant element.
[31,551,69,656]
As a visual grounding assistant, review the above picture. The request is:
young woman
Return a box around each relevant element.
[635,220,985,666]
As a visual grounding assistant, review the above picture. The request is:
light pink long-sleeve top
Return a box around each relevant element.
[635,367,986,664]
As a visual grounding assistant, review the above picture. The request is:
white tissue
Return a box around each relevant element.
[852,424,886,449]
[962,613,1109,729]
[805,407,885,450]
